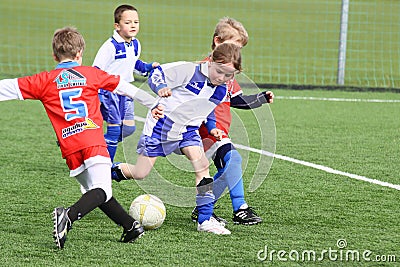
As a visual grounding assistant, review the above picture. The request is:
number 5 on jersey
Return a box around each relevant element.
[59,88,88,121]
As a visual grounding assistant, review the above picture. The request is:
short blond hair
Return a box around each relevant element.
[52,26,85,62]
[211,17,248,50]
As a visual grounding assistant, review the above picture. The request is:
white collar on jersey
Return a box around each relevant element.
[112,30,136,44]
[200,62,209,78]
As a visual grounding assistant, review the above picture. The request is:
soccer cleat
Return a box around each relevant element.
[120,221,145,243]
[197,217,231,235]
[232,206,262,225]
[191,207,228,226]
[53,207,72,249]
[111,162,128,182]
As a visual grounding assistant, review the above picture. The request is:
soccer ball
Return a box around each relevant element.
[129,194,166,230]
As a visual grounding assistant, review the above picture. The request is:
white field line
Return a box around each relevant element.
[234,144,400,191]
[275,96,400,103]
[135,116,400,191]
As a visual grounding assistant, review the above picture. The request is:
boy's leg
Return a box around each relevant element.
[86,162,144,242]
[53,187,106,249]
[182,146,230,234]
[104,124,121,162]
[99,197,144,243]
[53,162,143,249]
[121,98,136,140]
[195,177,230,235]
[113,154,157,180]
[181,145,210,182]
[100,91,123,162]
[213,144,263,225]
[213,144,245,211]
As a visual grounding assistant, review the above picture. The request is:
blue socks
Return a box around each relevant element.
[105,125,137,161]
[196,177,215,224]
[213,149,246,212]
[104,125,120,162]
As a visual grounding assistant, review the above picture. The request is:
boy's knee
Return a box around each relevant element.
[121,125,136,139]
[227,149,242,165]
[104,125,121,144]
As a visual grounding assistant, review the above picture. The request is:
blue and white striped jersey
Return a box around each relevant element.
[92,30,144,82]
[144,61,228,141]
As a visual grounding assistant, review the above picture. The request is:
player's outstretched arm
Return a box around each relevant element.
[115,80,156,109]
[230,91,274,109]
[0,79,23,101]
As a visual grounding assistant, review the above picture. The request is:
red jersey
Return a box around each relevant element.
[17,65,120,158]
[198,78,242,152]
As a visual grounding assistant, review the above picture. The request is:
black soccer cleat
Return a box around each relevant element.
[191,207,228,226]
[232,206,262,225]
[53,207,72,249]
[111,162,128,182]
[120,221,144,243]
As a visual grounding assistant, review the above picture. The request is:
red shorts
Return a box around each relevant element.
[65,146,110,171]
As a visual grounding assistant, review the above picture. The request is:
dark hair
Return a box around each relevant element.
[211,43,242,72]
[114,4,137,23]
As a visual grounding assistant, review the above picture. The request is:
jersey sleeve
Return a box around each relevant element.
[92,41,114,70]
[148,62,193,94]
[94,68,121,91]
[229,79,243,97]
[115,80,156,109]
[0,78,24,101]
[17,72,50,100]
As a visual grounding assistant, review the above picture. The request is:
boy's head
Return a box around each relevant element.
[52,26,85,63]
[114,4,139,42]
[208,43,242,86]
[211,17,248,50]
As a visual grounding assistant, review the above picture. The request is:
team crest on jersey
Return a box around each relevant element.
[61,118,99,139]
[54,69,87,89]
[185,82,204,94]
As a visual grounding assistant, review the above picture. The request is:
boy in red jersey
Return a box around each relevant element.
[0,26,163,249]
[191,17,274,225]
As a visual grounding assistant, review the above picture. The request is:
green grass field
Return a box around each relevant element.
[0,88,399,266]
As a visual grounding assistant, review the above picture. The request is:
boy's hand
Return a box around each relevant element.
[152,62,160,68]
[151,104,164,120]
[263,91,274,103]
[210,128,224,141]
[158,87,172,97]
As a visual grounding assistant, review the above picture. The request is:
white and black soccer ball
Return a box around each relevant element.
[129,194,166,230]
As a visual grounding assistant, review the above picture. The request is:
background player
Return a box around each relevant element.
[112,43,243,234]
[93,4,159,162]
[191,17,274,226]
[0,27,163,249]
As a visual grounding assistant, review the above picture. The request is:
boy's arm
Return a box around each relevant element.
[230,91,274,109]
[204,110,223,140]
[148,62,193,95]
[134,60,160,75]
[114,80,156,109]
[92,43,114,70]
[0,79,23,101]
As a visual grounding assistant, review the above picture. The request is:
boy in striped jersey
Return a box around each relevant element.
[191,17,274,226]
[93,4,159,162]
[112,43,242,234]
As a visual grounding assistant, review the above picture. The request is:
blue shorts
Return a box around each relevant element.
[136,131,202,157]
[99,89,134,124]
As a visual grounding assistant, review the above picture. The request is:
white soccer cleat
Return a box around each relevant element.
[197,217,231,235]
